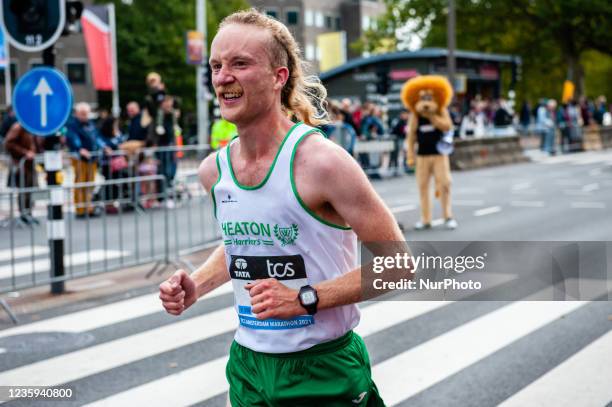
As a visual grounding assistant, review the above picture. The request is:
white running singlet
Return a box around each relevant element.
[212,122,360,353]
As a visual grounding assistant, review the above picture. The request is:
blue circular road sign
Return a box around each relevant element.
[13,67,73,137]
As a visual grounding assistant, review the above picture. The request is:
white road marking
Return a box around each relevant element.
[581,183,599,192]
[555,179,582,186]
[473,206,502,217]
[563,189,590,196]
[510,201,545,208]
[453,200,485,206]
[588,168,602,176]
[570,202,606,209]
[390,204,417,214]
[0,297,445,390]
[499,329,612,407]
[0,283,234,339]
[0,250,129,279]
[372,301,586,406]
[431,218,445,227]
[0,246,49,262]
[511,182,532,191]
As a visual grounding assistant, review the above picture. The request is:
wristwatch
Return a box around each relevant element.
[298,285,319,315]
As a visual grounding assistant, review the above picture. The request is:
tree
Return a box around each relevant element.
[356,0,612,101]
[94,0,249,120]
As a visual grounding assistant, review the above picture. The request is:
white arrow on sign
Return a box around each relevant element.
[33,77,54,128]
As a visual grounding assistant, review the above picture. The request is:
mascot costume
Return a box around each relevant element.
[401,75,457,230]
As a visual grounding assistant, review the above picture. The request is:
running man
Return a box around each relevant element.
[159,9,404,406]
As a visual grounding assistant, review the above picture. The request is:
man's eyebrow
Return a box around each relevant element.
[209,54,256,64]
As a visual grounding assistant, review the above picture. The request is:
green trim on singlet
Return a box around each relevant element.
[211,151,222,219]
[290,129,352,230]
[227,121,302,190]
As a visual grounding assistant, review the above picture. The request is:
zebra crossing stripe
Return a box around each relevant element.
[83,356,230,407]
[0,246,49,262]
[0,283,234,339]
[0,250,129,278]
[0,306,238,387]
[498,329,612,407]
[0,297,443,389]
[371,301,586,406]
[80,301,453,407]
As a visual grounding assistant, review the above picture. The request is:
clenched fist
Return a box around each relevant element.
[159,270,197,315]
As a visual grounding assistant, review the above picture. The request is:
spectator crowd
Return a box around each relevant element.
[1,72,183,224]
[319,94,612,175]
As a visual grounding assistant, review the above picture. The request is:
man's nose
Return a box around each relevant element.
[212,66,235,88]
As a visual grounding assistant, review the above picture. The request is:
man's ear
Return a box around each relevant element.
[274,66,290,91]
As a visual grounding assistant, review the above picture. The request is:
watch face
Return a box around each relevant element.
[300,290,316,305]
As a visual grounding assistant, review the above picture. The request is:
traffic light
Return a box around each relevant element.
[1,0,64,52]
[62,1,83,35]
[10,0,48,34]
[202,63,213,93]
[376,68,392,95]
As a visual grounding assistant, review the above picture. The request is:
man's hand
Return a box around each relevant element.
[25,151,35,160]
[159,270,198,316]
[245,279,306,320]
[79,148,91,160]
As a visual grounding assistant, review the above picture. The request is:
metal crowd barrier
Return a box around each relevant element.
[0,145,221,299]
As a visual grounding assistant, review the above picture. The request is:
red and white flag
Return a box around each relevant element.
[81,5,114,91]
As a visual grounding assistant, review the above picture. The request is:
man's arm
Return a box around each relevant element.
[159,152,230,315]
[248,135,409,320]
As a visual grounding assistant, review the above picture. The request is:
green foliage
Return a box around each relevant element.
[357,0,612,103]
[94,0,250,116]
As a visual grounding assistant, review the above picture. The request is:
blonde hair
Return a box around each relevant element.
[220,9,329,126]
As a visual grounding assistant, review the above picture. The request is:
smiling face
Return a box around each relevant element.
[210,24,287,127]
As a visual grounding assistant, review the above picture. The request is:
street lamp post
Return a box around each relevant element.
[196,0,209,146]
[447,0,456,91]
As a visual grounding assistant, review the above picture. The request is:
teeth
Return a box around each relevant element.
[223,92,242,99]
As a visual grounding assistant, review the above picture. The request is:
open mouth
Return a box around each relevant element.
[221,91,243,102]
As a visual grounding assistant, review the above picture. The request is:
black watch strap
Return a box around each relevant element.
[299,285,319,315]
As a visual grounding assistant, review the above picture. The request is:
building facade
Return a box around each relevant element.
[249,0,385,72]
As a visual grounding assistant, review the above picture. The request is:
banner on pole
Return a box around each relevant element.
[186,31,205,65]
[81,6,114,91]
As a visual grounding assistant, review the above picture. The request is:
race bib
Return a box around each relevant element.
[229,254,314,330]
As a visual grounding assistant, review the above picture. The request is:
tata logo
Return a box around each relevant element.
[266,260,295,278]
[234,258,247,270]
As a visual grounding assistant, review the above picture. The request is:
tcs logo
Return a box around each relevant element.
[266,260,295,278]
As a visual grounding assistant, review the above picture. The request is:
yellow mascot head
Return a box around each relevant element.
[401,75,453,116]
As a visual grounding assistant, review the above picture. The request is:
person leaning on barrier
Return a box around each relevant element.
[158,9,410,406]
[0,106,17,145]
[98,114,128,213]
[3,122,39,225]
[146,95,180,205]
[66,102,112,217]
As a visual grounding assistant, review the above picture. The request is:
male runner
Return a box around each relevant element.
[159,9,404,406]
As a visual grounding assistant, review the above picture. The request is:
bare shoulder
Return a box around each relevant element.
[198,151,220,193]
[294,131,363,183]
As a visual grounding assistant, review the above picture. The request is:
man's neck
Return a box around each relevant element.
[234,113,295,161]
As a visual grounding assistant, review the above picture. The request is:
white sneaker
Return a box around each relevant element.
[414,221,432,231]
[445,218,458,230]
[165,199,176,209]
